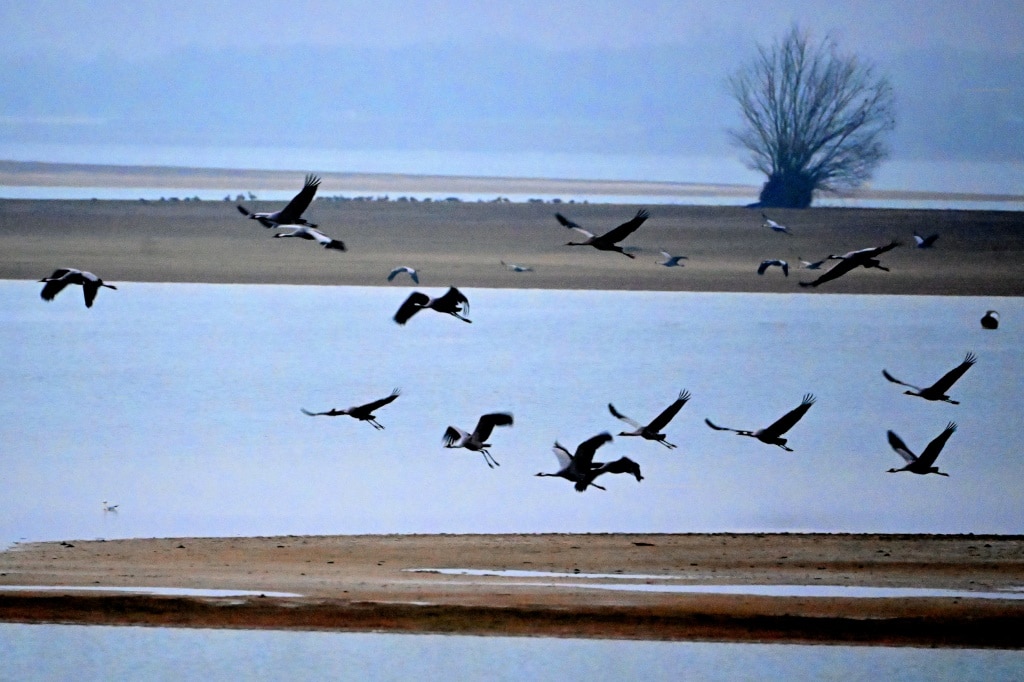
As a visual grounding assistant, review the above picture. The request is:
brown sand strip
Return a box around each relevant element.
[3,533,1024,646]
[2,198,1023,295]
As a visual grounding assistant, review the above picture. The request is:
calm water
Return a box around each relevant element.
[2,282,1021,548]
[2,624,1023,682]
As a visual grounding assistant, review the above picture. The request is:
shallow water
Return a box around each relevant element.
[2,282,1022,547]
[2,624,1023,682]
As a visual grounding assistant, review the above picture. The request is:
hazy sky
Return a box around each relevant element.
[4,1,1022,57]
[2,1,1022,185]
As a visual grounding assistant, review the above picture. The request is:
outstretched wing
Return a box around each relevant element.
[798,258,859,287]
[882,369,921,392]
[436,287,470,317]
[358,388,401,412]
[918,421,957,468]
[927,353,976,394]
[599,209,649,243]
[551,442,574,470]
[81,281,101,308]
[593,456,644,482]
[442,425,467,446]
[761,393,815,438]
[646,390,691,432]
[473,412,514,441]
[608,403,643,430]
[278,174,321,222]
[307,227,346,251]
[393,291,430,325]
[704,418,742,434]
[40,269,75,301]
[886,430,917,464]
[555,212,581,228]
[573,432,613,469]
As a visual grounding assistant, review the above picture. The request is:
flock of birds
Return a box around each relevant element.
[37,174,1001,496]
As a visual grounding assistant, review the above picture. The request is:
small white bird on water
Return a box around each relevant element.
[387,266,419,283]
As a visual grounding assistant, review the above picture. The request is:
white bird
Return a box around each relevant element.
[913,232,939,248]
[761,213,793,235]
[556,209,650,258]
[981,310,999,330]
[882,352,976,405]
[500,260,534,272]
[272,225,346,251]
[237,174,320,228]
[658,251,688,267]
[705,394,816,452]
[887,422,956,476]
[442,412,514,468]
[757,259,789,276]
[102,501,119,513]
[387,266,419,283]
[535,433,644,492]
[394,287,471,325]
[39,268,117,308]
[798,256,829,270]
[301,389,401,430]
[608,390,691,449]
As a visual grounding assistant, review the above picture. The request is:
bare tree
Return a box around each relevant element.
[729,25,895,208]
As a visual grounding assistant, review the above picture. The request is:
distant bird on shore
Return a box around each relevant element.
[608,390,691,449]
[799,240,901,288]
[237,174,320,228]
[757,259,789,276]
[102,501,119,513]
[536,433,643,492]
[272,225,346,251]
[394,287,471,325]
[658,251,688,267]
[301,389,401,430]
[886,422,957,476]
[556,209,650,258]
[761,213,793,235]
[799,256,829,270]
[39,268,117,308]
[882,352,976,405]
[981,310,999,329]
[913,232,939,248]
[705,393,816,452]
[501,260,534,272]
[387,266,419,283]
[443,412,514,468]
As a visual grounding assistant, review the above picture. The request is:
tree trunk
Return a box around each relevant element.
[757,172,815,209]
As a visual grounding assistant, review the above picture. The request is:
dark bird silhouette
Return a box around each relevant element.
[981,310,999,329]
[913,232,939,248]
[761,212,793,235]
[757,259,789,276]
[272,225,346,250]
[394,287,471,325]
[799,240,901,288]
[301,388,400,430]
[237,174,320,228]
[608,390,691,449]
[536,432,643,492]
[443,412,514,468]
[39,268,117,308]
[705,393,816,452]
[557,209,649,258]
[886,422,957,476]
[882,352,976,404]
[387,266,419,283]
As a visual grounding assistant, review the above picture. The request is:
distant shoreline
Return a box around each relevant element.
[3,159,1022,205]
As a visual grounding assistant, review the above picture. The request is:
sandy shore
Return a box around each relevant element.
[2,533,1024,646]
[1,196,1023,295]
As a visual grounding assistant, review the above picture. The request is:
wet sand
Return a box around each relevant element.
[2,533,1024,646]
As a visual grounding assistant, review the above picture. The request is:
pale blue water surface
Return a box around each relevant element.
[2,282,1021,548]
[2,624,1023,682]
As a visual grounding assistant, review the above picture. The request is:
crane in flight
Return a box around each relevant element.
[536,432,643,492]
[237,174,321,228]
[556,209,650,258]
[886,422,957,476]
[301,389,401,430]
[705,394,816,452]
[443,412,514,468]
[882,352,976,404]
[608,390,691,449]
[39,268,117,308]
